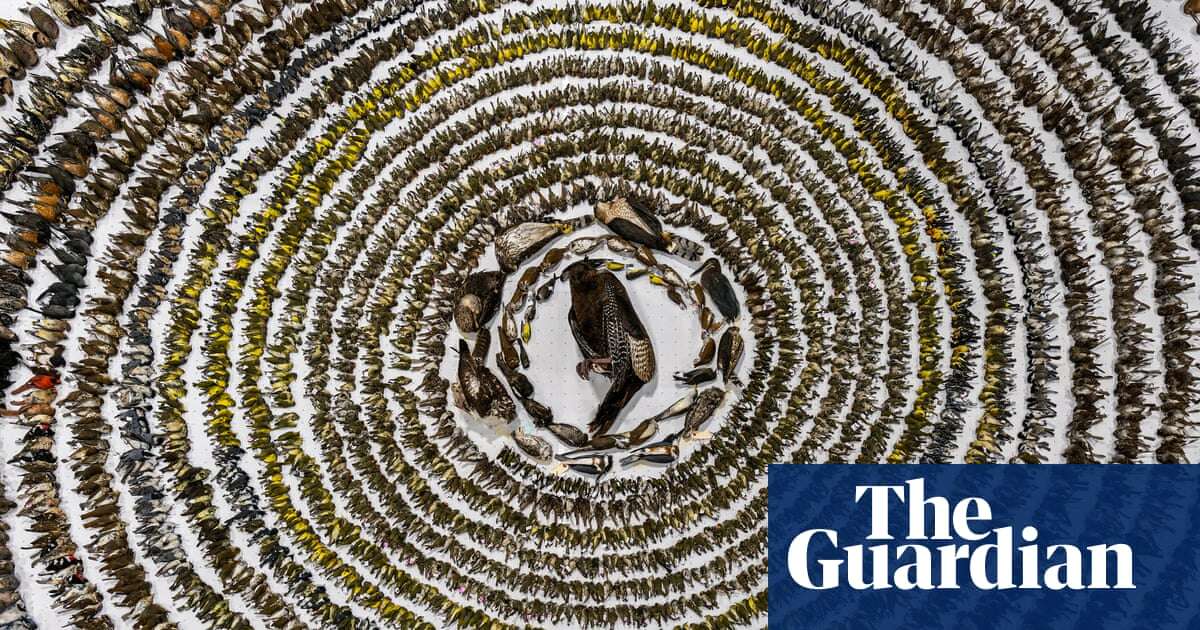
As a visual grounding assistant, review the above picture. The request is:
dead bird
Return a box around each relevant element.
[24,7,58,45]
[546,422,589,448]
[620,443,678,466]
[452,337,515,423]
[555,453,612,478]
[562,259,655,436]
[594,197,701,260]
[674,367,716,385]
[495,219,582,272]
[596,197,668,250]
[453,270,504,333]
[694,337,716,366]
[519,396,553,425]
[495,354,533,399]
[512,427,553,463]
[0,17,51,49]
[693,257,740,321]
[717,326,744,385]
[560,417,657,457]
[682,387,726,439]
[649,390,697,423]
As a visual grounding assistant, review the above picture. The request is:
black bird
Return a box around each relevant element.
[453,270,504,333]
[693,257,740,321]
[453,333,515,423]
[595,197,701,260]
[562,259,656,436]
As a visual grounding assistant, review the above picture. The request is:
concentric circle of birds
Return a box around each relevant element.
[0,0,1196,628]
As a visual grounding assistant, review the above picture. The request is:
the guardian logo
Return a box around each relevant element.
[788,478,1136,591]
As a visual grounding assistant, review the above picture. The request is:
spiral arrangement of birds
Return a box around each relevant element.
[0,0,1197,627]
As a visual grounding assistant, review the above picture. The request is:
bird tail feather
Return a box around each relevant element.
[665,232,703,261]
[562,215,595,231]
[590,376,642,436]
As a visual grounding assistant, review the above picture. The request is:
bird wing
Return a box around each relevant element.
[628,334,655,382]
[568,306,604,360]
[607,200,661,237]
[457,354,487,406]
[601,274,656,382]
[625,198,664,235]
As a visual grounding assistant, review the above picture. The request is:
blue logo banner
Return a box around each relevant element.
[768,465,1200,629]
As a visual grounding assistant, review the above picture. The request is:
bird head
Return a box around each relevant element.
[560,258,605,284]
[691,257,720,277]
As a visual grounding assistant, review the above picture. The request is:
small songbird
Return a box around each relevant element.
[674,367,716,385]
[561,259,656,436]
[557,454,612,477]
[683,387,726,438]
[693,257,740,321]
[595,197,701,260]
[452,333,515,423]
[621,443,678,466]
[453,270,504,333]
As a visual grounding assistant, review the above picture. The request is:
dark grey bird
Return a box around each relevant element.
[453,270,504,333]
[561,259,656,436]
[693,257,739,321]
[674,367,715,385]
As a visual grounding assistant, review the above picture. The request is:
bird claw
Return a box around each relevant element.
[576,358,612,379]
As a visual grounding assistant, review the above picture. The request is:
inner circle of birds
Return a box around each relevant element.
[451,197,743,478]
